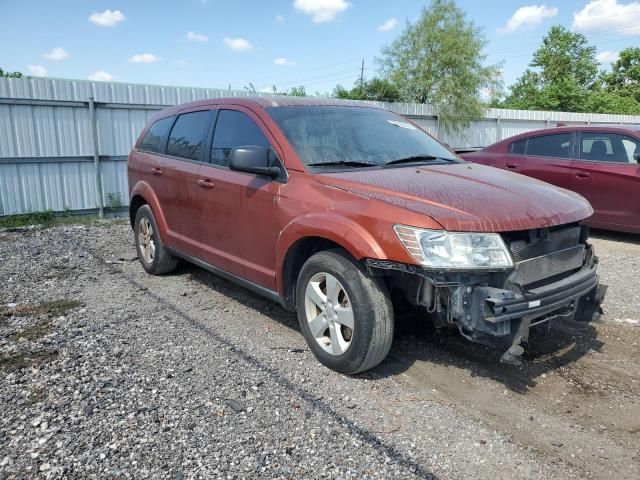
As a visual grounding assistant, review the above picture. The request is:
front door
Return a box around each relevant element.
[196,107,282,289]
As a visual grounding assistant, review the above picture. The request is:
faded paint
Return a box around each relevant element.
[317,163,593,232]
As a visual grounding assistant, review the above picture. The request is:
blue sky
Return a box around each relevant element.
[1,1,637,94]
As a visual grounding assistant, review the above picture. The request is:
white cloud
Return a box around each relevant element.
[43,47,69,61]
[597,50,620,65]
[27,65,47,76]
[128,53,160,64]
[500,5,558,33]
[378,18,398,32]
[223,37,253,51]
[293,0,350,23]
[88,71,113,81]
[89,9,125,27]
[274,57,296,66]
[187,31,208,42]
[573,0,640,36]
[276,14,285,23]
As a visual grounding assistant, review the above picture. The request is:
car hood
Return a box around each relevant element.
[316,163,593,232]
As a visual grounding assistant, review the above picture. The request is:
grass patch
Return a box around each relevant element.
[8,321,51,341]
[2,299,82,318]
[0,210,101,229]
[0,351,57,372]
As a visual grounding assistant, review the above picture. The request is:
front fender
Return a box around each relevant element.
[130,181,169,240]
[275,213,387,293]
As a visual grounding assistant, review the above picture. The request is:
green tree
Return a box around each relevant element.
[287,85,306,96]
[603,47,640,103]
[502,26,599,111]
[378,0,500,127]
[0,67,23,78]
[333,77,401,102]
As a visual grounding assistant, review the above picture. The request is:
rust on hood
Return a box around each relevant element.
[316,163,594,232]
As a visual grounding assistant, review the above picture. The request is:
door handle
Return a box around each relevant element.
[575,172,590,179]
[151,167,163,175]
[505,163,518,169]
[197,179,215,189]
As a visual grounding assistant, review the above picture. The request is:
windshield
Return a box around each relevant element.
[266,106,459,168]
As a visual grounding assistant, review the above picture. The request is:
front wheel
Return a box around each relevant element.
[296,249,394,374]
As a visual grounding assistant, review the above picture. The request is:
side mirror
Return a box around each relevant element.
[634,152,640,163]
[229,146,281,178]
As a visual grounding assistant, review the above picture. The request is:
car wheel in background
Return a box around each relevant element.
[134,205,178,275]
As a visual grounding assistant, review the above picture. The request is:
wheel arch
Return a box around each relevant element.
[128,181,169,237]
[276,214,387,307]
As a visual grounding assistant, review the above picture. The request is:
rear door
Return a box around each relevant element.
[502,132,576,189]
[196,107,283,289]
[157,108,214,255]
[571,131,640,229]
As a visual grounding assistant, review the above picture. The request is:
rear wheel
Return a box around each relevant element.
[296,249,393,374]
[134,205,177,275]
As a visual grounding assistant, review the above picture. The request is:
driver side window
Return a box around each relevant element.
[211,110,271,167]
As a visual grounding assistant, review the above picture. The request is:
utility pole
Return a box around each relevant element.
[359,59,365,94]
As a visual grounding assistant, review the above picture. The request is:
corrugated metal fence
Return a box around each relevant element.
[1,76,640,216]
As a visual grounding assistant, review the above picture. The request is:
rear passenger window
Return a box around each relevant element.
[509,139,527,155]
[166,110,213,161]
[526,133,572,159]
[139,116,175,153]
[211,110,271,166]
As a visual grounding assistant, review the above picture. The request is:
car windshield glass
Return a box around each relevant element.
[266,106,459,168]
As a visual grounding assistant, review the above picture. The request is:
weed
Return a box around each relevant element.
[0,211,55,229]
[0,211,101,229]
[106,192,123,211]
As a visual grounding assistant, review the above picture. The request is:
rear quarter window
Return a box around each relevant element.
[166,110,214,161]
[509,139,527,154]
[138,116,175,153]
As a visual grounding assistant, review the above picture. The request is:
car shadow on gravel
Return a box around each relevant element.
[175,263,604,395]
[176,263,300,331]
[366,312,604,394]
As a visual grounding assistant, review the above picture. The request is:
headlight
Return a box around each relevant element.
[393,225,513,269]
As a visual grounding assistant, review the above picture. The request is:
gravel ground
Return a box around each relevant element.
[0,223,638,479]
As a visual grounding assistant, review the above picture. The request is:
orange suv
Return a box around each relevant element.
[128,97,606,373]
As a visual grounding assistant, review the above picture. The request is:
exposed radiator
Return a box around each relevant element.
[505,225,585,286]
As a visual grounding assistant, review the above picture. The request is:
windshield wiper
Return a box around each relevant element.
[384,155,456,166]
[307,160,379,168]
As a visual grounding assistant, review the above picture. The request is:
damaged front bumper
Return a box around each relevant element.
[367,242,607,365]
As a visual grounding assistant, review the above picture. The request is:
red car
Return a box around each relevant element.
[128,98,605,371]
[463,125,640,234]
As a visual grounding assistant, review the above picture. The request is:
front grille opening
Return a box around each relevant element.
[502,223,587,288]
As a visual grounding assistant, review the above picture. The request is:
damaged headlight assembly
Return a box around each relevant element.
[394,225,514,270]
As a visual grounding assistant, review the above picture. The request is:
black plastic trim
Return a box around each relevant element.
[165,246,291,309]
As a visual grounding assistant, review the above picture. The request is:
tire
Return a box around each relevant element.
[134,204,178,275]
[296,249,394,374]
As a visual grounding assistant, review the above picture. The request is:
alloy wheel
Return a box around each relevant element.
[304,272,354,355]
